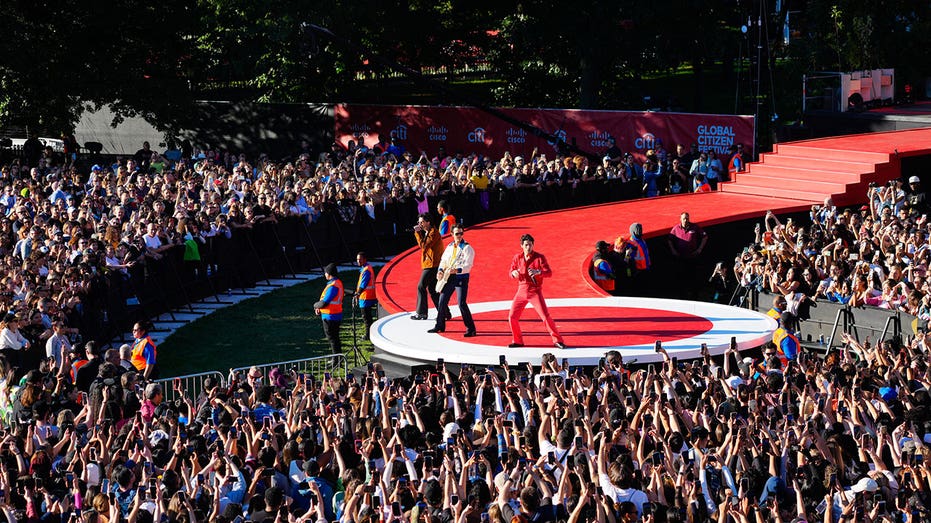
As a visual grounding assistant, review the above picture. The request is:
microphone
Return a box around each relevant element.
[528,267,540,285]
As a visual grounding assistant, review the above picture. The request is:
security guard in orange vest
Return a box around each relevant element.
[314,263,344,354]
[130,321,158,379]
[616,222,651,295]
[766,295,787,326]
[592,241,616,293]
[437,200,456,236]
[727,144,744,181]
[354,251,377,339]
[770,312,800,367]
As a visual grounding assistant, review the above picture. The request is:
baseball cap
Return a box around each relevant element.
[879,386,897,402]
[759,476,786,504]
[851,477,879,493]
[909,176,920,184]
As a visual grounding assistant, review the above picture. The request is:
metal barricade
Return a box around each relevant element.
[231,354,348,383]
[154,371,226,404]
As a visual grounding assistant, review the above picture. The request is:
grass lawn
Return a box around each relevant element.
[157,275,375,377]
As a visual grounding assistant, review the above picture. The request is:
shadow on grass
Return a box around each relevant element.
[158,276,375,377]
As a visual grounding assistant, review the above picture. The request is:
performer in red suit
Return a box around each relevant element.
[507,234,567,349]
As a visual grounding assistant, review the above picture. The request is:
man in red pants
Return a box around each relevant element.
[507,234,567,349]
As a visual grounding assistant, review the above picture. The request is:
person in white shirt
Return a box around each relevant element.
[118,343,135,370]
[597,436,649,516]
[0,313,29,369]
[428,224,476,336]
[45,320,71,368]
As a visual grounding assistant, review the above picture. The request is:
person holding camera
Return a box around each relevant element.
[906,175,928,216]
[708,262,731,303]
[411,214,444,321]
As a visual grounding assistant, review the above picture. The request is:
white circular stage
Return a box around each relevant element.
[370,297,777,366]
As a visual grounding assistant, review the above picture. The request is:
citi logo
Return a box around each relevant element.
[467,128,488,143]
[634,133,657,150]
[390,124,408,141]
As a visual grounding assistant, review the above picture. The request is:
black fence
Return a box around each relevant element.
[83,178,647,349]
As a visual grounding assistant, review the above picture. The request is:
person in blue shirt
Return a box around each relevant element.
[215,455,247,514]
[642,154,663,197]
[772,312,801,362]
[437,200,456,236]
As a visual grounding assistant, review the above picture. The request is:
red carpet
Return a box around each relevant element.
[378,128,931,315]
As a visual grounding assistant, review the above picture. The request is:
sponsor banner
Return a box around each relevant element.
[334,104,754,161]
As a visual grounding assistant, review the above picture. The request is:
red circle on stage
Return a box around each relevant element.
[438,306,714,347]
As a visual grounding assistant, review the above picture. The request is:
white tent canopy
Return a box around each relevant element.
[74,106,165,155]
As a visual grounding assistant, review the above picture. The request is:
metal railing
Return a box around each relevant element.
[231,354,348,383]
[154,371,226,404]
[825,306,903,348]
[156,355,348,401]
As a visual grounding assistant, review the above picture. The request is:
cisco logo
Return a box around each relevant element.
[506,128,527,144]
[349,123,371,139]
[427,125,448,142]
[589,131,612,148]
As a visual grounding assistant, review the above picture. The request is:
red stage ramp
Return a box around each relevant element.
[372,128,931,366]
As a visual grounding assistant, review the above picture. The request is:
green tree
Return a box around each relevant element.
[0,0,198,133]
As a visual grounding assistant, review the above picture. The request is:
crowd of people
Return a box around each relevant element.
[732,178,931,318]
[1,335,928,523]
[0,138,926,523]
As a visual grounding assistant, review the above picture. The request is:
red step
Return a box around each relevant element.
[758,153,878,173]
[720,183,829,202]
[732,172,851,192]
[744,163,864,183]
[773,144,891,164]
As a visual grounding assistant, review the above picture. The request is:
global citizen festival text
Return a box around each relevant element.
[696,125,736,154]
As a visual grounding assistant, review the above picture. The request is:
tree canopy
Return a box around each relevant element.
[1,0,929,135]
